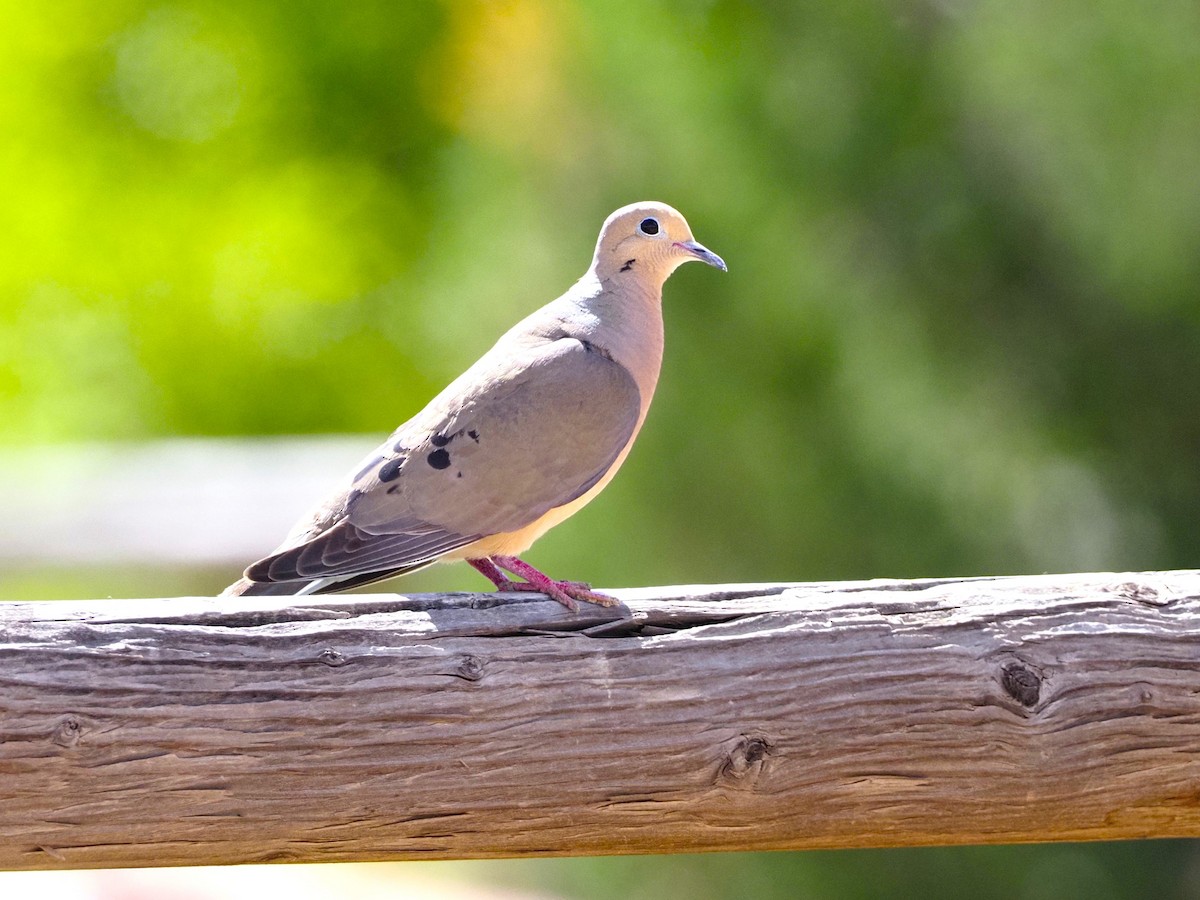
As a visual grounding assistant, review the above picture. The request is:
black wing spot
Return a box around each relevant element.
[620,258,636,272]
[428,448,451,470]
[386,485,400,495]
[355,455,385,482]
[378,457,405,483]
[431,433,452,448]
[467,429,480,443]
[457,472,463,479]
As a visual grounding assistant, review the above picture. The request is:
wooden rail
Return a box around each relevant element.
[2,570,1199,870]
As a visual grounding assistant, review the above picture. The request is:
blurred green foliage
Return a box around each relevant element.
[461,840,1200,900]
[5,0,1200,586]
[3,0,1199,896]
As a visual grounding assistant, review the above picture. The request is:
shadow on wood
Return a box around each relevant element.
[2,571,1199,870]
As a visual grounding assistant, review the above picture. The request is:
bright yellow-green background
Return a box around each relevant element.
[4,0,1200,896]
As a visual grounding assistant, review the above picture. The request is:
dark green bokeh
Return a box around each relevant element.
[459,840,1200,900]
[3,1,1198,895]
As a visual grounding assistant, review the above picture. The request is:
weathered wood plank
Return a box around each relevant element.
[1,571,1199,870]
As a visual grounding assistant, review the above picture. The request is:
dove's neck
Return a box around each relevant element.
[563,272,665,420]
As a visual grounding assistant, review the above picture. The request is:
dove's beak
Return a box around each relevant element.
[674,239,727,272]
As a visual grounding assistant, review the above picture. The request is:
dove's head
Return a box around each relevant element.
[591,201,726,283]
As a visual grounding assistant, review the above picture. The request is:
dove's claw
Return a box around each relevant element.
[469,556,619,610]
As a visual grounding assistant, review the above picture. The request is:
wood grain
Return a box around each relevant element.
[2,571,1199,870]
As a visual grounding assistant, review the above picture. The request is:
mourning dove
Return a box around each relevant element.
[222,201,726,608]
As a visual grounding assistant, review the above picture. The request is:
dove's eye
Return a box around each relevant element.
[638,217,660,236]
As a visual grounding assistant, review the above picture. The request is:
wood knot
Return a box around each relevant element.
[317,647,346,667]
[719,734,774,785]
[1001,663,1042,707]
[454,655,486,681]
[51,715,86,748]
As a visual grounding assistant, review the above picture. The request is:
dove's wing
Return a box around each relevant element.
[245,337,640,584]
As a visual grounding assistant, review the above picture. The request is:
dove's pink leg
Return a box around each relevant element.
[468,557,513,589]
[468,556,618,610]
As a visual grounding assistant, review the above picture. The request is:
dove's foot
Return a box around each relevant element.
[469,556,619,610]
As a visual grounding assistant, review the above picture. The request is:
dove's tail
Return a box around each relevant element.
[220,576,329,597]
[220,563,433,598]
